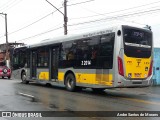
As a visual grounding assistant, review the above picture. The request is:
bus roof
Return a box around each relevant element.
[29,25,151,48]
[29,25,120,48]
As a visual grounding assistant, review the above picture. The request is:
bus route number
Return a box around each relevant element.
[81,60,91,66]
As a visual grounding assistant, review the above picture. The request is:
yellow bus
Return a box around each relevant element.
[11,25,153,92]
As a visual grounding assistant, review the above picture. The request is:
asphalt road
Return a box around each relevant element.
[0,78,160,120]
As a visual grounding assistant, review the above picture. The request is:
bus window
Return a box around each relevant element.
[26,51,30,67]
[98,33,115,68]
[13,54,19,65]
[123,26,152,58]
[19,51,26,65]
[66,51,75,60]
[37,48,49,67]
[74,37,100,68]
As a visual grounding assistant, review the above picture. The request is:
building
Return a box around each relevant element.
[0,51,5,63]
[0,42,25,51]
[0,42,25,67]
[152,48,160,85]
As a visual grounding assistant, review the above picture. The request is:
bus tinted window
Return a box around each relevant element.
[26,51,30,67]
[98,33,115,68]
[123,26,152,58]
[19,51,26,65]
[60,33,115,69]
[37,48,49,67]
[12,47,27,70]
[124,29,152,47]
[13,54,19,64]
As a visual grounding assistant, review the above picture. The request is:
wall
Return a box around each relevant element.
[152,48,160,85]
[0,52,5,63]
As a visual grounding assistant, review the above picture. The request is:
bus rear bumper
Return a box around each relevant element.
[115,76,152,88]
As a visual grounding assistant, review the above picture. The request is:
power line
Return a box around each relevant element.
[1,3,159,39]
[5,0,94,37]
[2,0,23,12]
[17,7,159,43]
[0,7,64,39]
[0,0,16,11]
[0,0,21,12]
[16,26,63,42]
[1,0,159,43]
[46,0,64,15]
[9,12,54,35]
[68,8,160,26]
[69,0,160,20]
[0,12,54,39]
[69,19,146,32]
[10,7,160,42]
[0,0,94,38]
[8,7,64,35]
[68,0,94,6]
[46,0,68,35]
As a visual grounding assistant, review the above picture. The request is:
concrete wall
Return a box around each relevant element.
[152,48,160,85]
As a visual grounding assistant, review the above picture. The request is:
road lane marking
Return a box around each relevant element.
[18,92,34,98]
[18,92,36,102]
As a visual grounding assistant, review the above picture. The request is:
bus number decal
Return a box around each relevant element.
[81,60,91,66]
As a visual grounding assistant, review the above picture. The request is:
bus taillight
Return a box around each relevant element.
[148,60,153,77]
[118,56,124,76]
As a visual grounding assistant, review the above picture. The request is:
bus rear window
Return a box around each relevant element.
[123,26,152,58]
[123,28,152,48]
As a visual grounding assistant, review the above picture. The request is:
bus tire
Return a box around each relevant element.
[21,72,29,84]
[65,73,76,92]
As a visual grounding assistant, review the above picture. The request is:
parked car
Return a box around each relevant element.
[0,62,11,79]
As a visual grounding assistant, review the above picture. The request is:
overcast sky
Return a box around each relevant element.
[0,0,160,46]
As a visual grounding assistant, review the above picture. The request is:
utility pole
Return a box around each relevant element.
[0,13,8,48]
[64,0,67,35]
[0,13,10,68]
[5,14,8,45]
[46,0,68,35]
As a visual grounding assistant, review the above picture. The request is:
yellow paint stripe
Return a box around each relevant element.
[118,97,160,105]
[39,72,49,80]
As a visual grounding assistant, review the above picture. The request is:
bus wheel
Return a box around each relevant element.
[65,73,76,92]
[21,72,29,84]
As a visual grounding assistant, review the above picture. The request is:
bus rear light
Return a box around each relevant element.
[118,57,124,76]
[148,60,153,77]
